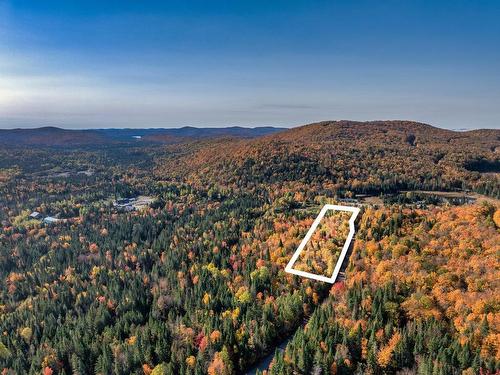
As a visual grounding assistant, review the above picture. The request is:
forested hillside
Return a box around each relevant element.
[157,121,500,198]
[263,204,500,374]
[0,121,498,374]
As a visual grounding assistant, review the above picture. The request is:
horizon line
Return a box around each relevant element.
[0,119,496,132]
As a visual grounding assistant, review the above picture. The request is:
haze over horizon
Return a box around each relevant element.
[0,120,494,132]
[1,1,499,130]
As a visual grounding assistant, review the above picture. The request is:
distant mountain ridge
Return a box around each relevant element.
[0,127,106,146]
[2,121,498,147]
[0,126,285,146]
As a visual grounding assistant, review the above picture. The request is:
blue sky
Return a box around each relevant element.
[1,0,499,129]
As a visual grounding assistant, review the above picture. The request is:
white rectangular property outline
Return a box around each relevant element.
[285,204,360,283]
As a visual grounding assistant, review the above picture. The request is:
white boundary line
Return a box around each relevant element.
[285,204,360,283]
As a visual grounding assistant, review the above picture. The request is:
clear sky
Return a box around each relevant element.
[1,0,499,129]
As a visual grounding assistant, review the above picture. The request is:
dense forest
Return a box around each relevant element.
[0,121,499,374]
[262,204,500,375]
[291,210,352,277]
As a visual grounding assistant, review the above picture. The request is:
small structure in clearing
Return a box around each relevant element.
[27,211,61,224]
[113,196,155,211]
[43,216,61,224]
[29,211,42,220]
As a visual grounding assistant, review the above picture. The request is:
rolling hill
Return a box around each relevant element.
[156,120,500,197]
